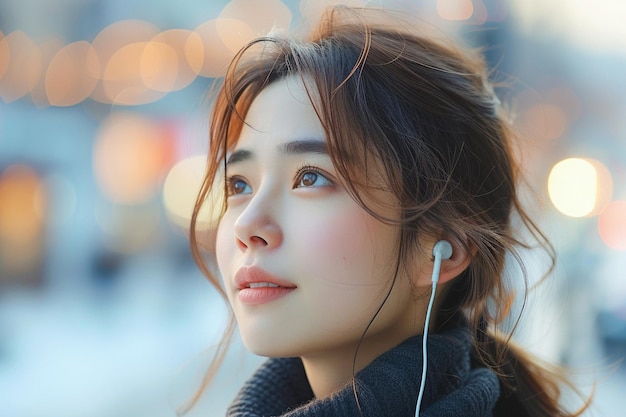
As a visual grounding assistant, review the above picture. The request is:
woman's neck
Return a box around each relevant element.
[300,328,419,398]
[299,284,452,398]
[300,346,359,399]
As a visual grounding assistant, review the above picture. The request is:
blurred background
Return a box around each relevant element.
[0,0,624,416]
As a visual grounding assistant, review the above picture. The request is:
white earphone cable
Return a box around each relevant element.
[415,240,450,417]
[414,280,437,417]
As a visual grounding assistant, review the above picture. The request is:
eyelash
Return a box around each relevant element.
[224,164,333,197]
[225,175,249,197]
[293,164,333,188]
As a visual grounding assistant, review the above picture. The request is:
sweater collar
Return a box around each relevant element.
[227,321,499,416]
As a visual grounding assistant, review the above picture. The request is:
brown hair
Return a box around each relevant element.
[188,6,589,416]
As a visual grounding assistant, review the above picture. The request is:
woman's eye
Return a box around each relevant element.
[295,169,332,188]
[226,177,252,196]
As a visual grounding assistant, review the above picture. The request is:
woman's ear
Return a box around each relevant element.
[412,236,473,287]
[433,237,473,285]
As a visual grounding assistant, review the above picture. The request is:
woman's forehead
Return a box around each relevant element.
[233,77,325,148]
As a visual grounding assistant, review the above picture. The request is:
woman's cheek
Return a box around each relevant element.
[215,214,237,289]
[290,204,386,284]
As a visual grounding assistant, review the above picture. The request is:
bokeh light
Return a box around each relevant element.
[30,37,64,107]
[184,10,265,78]
[470,0,488,24]
[545,84,582,123]
[139,40,178,93]
[45,41,100,107]
[512,0,626,54]
[91,19,161,65]
[548,158,613,217]
[0,2,290,107]
[0,31,9,81]
[188,19,246,78]
[90,20,160,104]
[437,0,475,21]
[521,102,568,141]
[598,200,626,250]
[162,155,223,233]
[0,31,42,103]
[142,30,200,92]
[215,18,256,53]
[0,165,45,279]
[102,41,168,105]
[179,32,203,76]
[93,113,175,205]
[0,165,44,242]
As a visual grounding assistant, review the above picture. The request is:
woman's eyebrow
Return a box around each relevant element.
[226,139,328,167]
[278,139,328,156]
[226,149,252,166]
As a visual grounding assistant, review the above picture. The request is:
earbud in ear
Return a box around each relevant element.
[430,240,452,285]
[432,240,453,260]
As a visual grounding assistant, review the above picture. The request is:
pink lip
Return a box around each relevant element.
[234,266,297,305]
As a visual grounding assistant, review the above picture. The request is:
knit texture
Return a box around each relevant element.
[226,321,500,417]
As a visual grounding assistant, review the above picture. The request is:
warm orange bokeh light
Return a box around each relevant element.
[188,19,243,78]
[521,103,568,141]
[90,20,160,104]
[140,40,179,92]
[93,113,175,205]
[546,84,582,123]
[598,200,626,250]
[0,165,45,277]
[0,31,9,81]
[46,41,100,106]
[189,8,290,79]
[0,165,43,242]
[1,4,290,106]
[182,31,204,76]
[162,155,224,232]
[144,29,199,91]
[0,31,42,103]
[471,0,488,24]
[92,19,160,64]
[101,42,167,105]
[437,0,474,21]
[215,18,257,53]
[183,31,205,76]
[30,37,65,107]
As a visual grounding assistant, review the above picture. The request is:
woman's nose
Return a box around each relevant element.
[233,200,283,251]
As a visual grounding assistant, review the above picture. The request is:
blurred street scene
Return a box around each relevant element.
[0,0,625,416]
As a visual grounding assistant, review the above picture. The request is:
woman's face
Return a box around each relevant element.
[215,76,430,360]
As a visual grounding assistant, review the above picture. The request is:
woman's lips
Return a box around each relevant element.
[238,286,296,305]
[234,266,296,305]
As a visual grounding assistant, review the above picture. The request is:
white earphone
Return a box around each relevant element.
[430,240,453,284]
[415,240,453,417]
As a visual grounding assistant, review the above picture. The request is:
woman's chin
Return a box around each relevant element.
[241,335,293,358]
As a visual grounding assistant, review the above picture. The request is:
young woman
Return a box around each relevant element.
[189,6,589,417]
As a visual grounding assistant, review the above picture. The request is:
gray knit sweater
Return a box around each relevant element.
[226,321,500,416]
